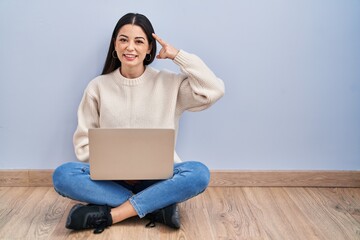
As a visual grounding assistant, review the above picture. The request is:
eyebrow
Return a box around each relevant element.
[118,34,146,40]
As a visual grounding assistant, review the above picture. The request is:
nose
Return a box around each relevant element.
[126,40,135,51]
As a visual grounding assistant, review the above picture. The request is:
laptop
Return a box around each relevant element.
[88,128,175,180]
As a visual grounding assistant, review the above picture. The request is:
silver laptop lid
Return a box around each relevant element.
[89,128,175,180]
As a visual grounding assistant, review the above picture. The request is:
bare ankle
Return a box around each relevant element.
[110,201,137,224]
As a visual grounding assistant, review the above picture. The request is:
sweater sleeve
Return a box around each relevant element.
[73,87,100,162]
[174,50,225,113]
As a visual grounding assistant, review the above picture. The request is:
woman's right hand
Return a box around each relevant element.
[152,33,179,60]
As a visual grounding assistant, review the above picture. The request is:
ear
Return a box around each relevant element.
[147,42,152,54]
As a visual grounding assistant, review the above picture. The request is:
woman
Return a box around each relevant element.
[53,13,225,234]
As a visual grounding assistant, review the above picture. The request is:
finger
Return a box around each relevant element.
[156,49,165,59]
[152,33,167,47]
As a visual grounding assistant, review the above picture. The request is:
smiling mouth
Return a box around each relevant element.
[123,54,137,60]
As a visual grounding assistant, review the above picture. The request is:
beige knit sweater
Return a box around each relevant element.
[73,50,225,163]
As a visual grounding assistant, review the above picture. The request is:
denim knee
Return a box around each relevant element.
[179,161,210,193]
[191,161,210,191]
[53,162,69,194]
[52,162,86,195]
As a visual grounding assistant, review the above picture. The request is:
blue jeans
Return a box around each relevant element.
[52,161,210,218]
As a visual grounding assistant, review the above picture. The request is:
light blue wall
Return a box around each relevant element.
[1,0,359,170]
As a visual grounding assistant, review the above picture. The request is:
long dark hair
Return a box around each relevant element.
[102,13,157,75]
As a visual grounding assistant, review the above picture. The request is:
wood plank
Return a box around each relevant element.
[285,188,360,240]
[344,189,360,224]
[0,187,50,239]
[179,193,216,240]
[306,188,360,238]
[229,188,266,239]
[1,169,360,187]
[242,187,321,240]
[0,187,35,231]
[49,200,77,240]
[309,188,360,224]
[0,186,10,198]
[25,189,71,240]
[106,216,160,240]
[205,187,264,239]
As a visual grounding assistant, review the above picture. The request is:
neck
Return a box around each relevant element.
[120,65,145,79]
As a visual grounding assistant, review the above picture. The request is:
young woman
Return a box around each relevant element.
[52,13,225,234]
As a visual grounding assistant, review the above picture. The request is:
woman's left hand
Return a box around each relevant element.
[152,33,179,60]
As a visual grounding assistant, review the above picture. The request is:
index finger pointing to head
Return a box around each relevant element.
[152,33,166,46]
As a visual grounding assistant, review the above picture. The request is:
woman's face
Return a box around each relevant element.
[114,24,152,70]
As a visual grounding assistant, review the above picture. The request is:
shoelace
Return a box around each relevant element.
[86,214,108,234]
[145,214,157,228]
[145,209,167,228]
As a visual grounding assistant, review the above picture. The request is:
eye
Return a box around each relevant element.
[119,38,127,43]
[135,40,144,44]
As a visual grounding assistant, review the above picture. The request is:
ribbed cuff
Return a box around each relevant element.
[173,50,191,67]
[129,197,144,218]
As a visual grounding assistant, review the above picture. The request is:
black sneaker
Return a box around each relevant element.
[66,203,113,234]
[145,204,180,229]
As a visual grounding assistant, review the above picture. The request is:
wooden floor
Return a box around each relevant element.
[0,187,359,240]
